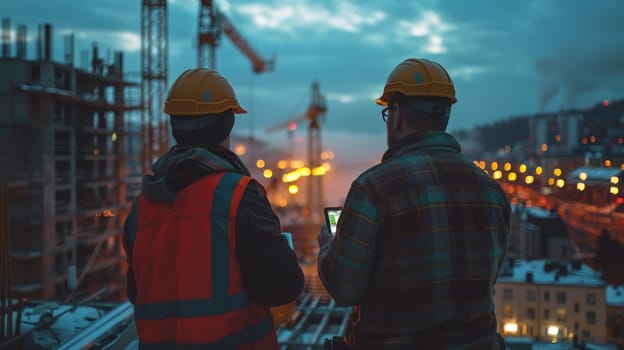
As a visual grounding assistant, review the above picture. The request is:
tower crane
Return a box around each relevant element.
[198,0,275,72]
[266,82,327,223]
[140,0,275,176]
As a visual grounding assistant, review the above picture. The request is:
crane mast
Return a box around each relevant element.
[306,82,326,223]
[140,0,169,174]
[266,82,327,223]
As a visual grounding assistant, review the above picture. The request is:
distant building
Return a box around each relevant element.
[495,259,608,343]
[509,205,574,262]
[606,286,624,347]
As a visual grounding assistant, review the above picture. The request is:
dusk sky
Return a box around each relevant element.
[2,0,624,201]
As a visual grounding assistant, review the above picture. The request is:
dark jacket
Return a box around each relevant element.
[123,144,304,307]
[318,132,511,349]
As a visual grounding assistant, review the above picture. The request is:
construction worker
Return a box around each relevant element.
[318,58,511,349]
[123,68,304,349]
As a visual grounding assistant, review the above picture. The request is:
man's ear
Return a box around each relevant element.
[392,103,402,131]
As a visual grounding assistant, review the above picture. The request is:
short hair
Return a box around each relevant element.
[388,92,452,131]
[170,109,235,146]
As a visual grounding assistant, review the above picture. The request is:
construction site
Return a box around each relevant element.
[0,1,340,348]
[5,2,623,349]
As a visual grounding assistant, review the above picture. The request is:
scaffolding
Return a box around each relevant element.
[0,19,143,301]
[277,293,351,349]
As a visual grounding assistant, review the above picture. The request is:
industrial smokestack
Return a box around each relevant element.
[16,25,26,59]
[64,33,74,66]
[44,23,52,61]
[37,24,41,60]
[92,42,101,74]
[2,17,10,57]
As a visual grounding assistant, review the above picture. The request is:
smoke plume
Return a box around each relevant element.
[535,45,624,111]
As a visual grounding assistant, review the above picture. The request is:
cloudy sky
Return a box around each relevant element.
[2,0,624,200]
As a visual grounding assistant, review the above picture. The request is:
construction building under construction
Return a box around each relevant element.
[0,19,142,302]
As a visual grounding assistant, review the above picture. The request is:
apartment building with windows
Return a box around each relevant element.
[607,285,624,347]
[494,259,607,343]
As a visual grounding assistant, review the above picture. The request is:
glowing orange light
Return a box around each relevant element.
[582,138,588,145]
[288,184,299,194]
[618,138,623,144]
[555,134,561,142]
[541,144,548,152]
[604,100,610,107]
[617,197,624,204]
[234,144,246,156]
[590,136,596,143]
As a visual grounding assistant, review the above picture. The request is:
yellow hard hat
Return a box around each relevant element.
[375,58,457,106]
[164,68,247,116]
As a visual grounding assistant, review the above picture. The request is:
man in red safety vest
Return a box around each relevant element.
[123,68,304,349]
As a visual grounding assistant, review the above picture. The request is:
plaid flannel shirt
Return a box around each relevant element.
[318,132,510,349]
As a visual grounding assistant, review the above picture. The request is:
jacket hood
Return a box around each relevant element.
[141,145,250,203]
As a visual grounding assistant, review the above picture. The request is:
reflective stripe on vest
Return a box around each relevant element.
[130,172,277,349]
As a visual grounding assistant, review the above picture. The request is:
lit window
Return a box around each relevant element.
[503,304,513,318]
[547,326,559,337]
[503,322,518,334]
[556,308,566,322]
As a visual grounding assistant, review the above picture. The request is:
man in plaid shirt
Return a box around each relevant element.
[318,58,510,350]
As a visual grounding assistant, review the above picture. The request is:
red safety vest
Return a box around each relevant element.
[128,172,278,349]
